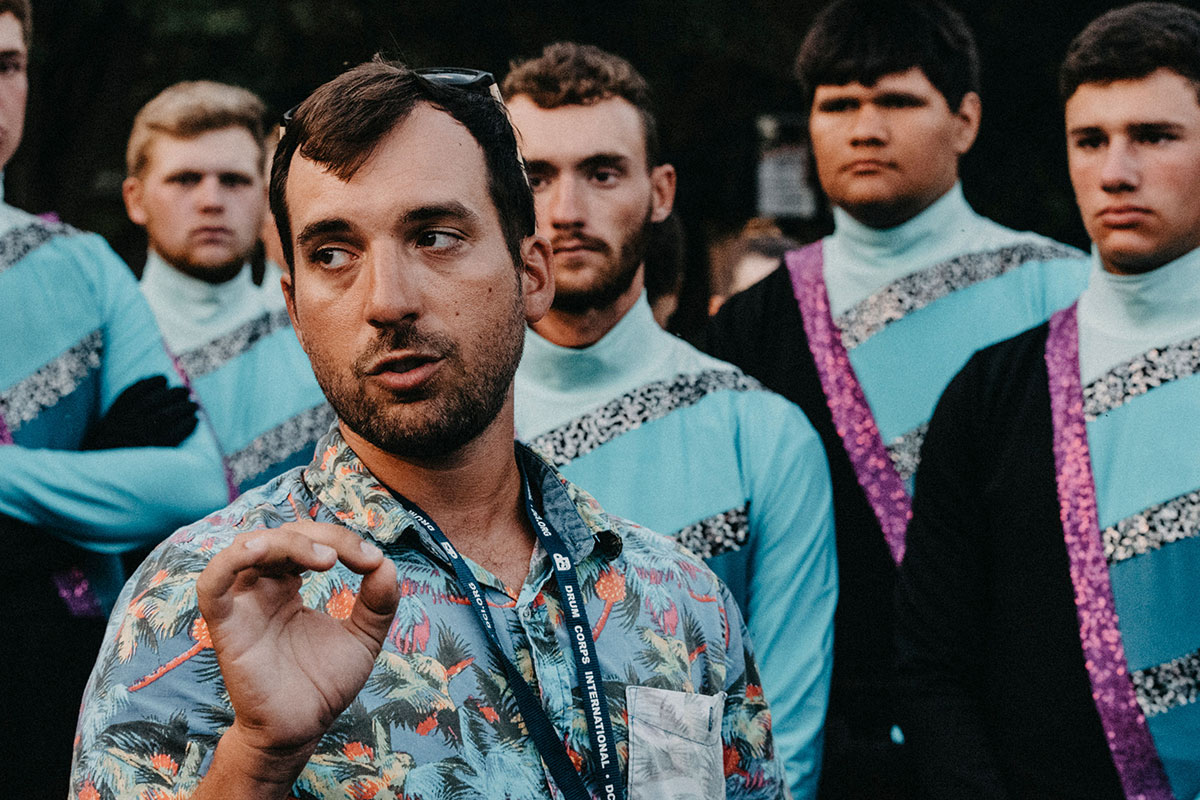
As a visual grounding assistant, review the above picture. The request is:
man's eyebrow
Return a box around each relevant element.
[400,201,480,227]
[577,153,629,171]
[1129,121,1185,134]
[296,218,353,248]
[1066,124,1104,137]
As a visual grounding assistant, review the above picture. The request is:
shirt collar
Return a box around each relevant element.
[302,424,618,564]
[519,292,667,394]
[1079,244,1200,341]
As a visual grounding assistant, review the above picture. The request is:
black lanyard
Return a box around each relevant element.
[391,457,625,800]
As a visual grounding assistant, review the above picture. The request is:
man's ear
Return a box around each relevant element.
[953,91,982,156]
[122,176,148,227]
[519,235,555,325]
[280,271,306,352]
[649,163,676,223]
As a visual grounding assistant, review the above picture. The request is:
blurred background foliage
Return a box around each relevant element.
[9,0,1167,330]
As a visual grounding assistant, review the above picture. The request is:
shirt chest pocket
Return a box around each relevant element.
[625,685,726,800]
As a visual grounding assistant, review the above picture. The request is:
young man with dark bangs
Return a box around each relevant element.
[897,4,1200,797]
[703,2,1089,797]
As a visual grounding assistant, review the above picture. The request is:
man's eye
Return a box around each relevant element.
[416,231,461,250]
[527,174,549,192]
[817,99,857,113]
[0,58,24,76]
[592,169,620,185]
[1074,136,1104,150]
[169,173,202,186]
[311,247,353,270]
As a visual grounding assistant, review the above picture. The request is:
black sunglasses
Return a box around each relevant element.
[281,67,500,128]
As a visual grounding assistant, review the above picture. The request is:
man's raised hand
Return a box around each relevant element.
[194,521,399,796]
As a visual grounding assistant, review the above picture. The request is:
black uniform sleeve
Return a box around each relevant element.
[895,354,1009,799]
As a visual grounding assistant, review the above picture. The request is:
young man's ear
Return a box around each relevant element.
[649,163,677,223]
[952,91,983,156]
[519,235,555,325]
[122,176,148,227]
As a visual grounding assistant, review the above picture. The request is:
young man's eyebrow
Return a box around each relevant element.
[400,201,480,227]
[577,153,629,171]
[295,218,353,248]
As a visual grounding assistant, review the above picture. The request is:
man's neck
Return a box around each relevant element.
[838,182,956,231]
[531,269,644,348]
[339,408,536,588]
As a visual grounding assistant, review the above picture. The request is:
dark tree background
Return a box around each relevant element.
[11,0,1195,332]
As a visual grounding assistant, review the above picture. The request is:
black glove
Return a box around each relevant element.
[81,375,200,450]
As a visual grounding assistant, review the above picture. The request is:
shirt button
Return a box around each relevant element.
[520,607,533,621]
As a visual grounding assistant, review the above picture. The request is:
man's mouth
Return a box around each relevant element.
[552,237,607,255]
[364,352,444,392]
[1097,205,1152,228]
[843,159,895,174]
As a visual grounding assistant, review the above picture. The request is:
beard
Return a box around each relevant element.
[308,280,526,460]
[550,206,653,314]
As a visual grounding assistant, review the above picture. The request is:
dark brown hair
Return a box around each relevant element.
[1060,2,1200,104]
[795,0,980,114]
[502,42,661,166]
[269,57,535,272]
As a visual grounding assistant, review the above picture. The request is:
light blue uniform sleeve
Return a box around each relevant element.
[741,391,837,799]
[0,234,228,551]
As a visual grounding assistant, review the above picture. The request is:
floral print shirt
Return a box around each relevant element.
[71,426,786,800]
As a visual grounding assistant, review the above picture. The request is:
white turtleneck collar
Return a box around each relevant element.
[823,183,1036,316]
[140,250,286,354]
[1077,245,1200,384]
[515,293,729,436]
[0,174,42,237]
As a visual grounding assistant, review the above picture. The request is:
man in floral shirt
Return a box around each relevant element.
[70,59,786,800]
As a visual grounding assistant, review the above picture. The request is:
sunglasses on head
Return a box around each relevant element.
[280,67,500,128]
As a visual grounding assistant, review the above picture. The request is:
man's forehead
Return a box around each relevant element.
[1066,70,1200,128]
[285,105,494,225]
[0,12,25,53]
[146,127,263,173]
[507,94,648,164]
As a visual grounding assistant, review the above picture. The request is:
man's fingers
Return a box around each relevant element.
[198,528,341,620]
[347,557,400,648]
[277,520,388,574]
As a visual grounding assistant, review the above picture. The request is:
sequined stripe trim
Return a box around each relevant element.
[176,308,292,379]
[1083,335,1200,422]
[226,403,336,486]
[0,220,75,276]
[0,329,103,431]
[674,503,750,560]
[528,369,763,468]
[0,412,11,444]
[1045,304,1174,799]
[1104,490,1200,564]
[886,422,928,484]
[836,243,1080,350]
[787,243,910,564]
[1132,647,1200,718]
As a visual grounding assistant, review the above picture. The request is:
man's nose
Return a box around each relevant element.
[1100,139,1139,193]
[197,176,225,210]
[849,104,888,146]
[546,176,586,228]
[363,250,421,327]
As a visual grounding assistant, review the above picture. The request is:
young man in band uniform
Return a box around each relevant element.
[897,4,1200,797]
[503,42,836,799]
[703,2,1089,796]
[125,82,331,496]
[71,59,787,800]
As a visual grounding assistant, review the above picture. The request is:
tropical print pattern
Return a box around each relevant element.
[71,425,785,800]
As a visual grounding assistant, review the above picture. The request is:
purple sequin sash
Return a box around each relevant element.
[0,411,11,445]
[1044,304,1174,800]
[787,243,910,564]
